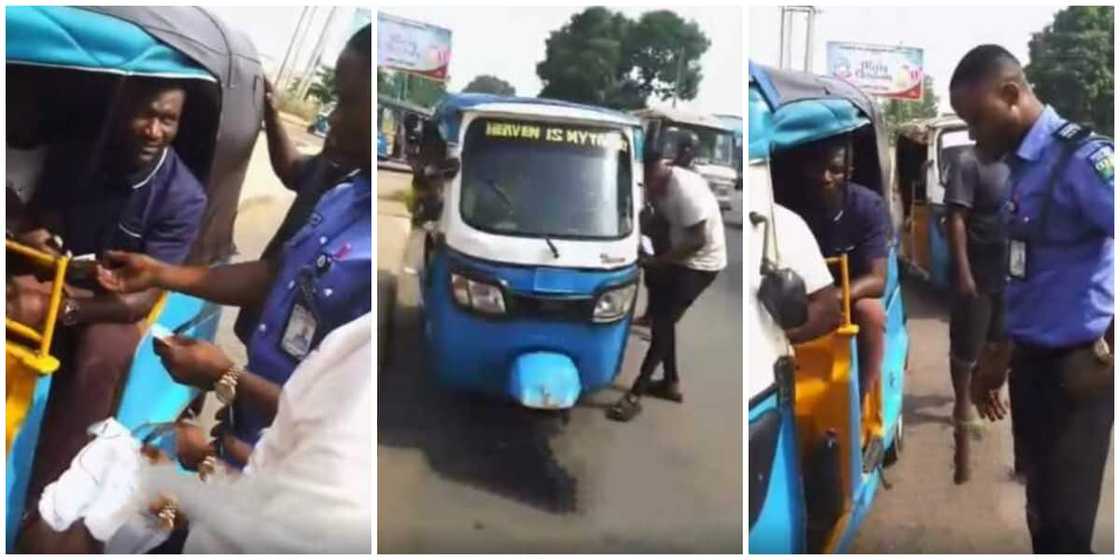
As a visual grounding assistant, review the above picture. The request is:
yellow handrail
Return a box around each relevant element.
[824,254,852,326]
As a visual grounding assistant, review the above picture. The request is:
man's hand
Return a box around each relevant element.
[639,254,663,269]
[153,335,233,390]
[16,228,62,257]
[263,78,279,115]
[6,274,53,328]
[971,341,1012,421]
[97,250,164,293]
[956,270,979,300]
[174,422,214,471]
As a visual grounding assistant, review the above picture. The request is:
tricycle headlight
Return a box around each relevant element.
[450,273,506,315]
[593,284,637,323]
[450,273,471,307]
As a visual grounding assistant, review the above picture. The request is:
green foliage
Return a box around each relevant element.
[307,66,336,105]
[1024,6,1114,135]
[536,7,710,110]
[463,74,517,96]
[377,67,447,109]
[881,76,940,140]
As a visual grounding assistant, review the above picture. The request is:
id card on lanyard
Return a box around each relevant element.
[281,269,320,360]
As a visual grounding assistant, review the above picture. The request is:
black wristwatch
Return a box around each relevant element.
[60,298,80,327]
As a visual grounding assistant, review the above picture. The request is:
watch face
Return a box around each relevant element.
[216,380,235,405]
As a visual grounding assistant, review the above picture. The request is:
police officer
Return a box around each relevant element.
[951,44,1113,553]
[95,25,373,471]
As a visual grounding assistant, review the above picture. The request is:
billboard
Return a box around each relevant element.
[826,42,924,101]
[377,12,452,81]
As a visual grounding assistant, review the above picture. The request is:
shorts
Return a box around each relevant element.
[949,290,1006,368]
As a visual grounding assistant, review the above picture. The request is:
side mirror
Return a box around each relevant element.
[758,261,809,330]
[749,211,809,329]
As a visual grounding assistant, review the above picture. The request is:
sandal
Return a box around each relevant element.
[606,393,642,422]
[645,380,683,403]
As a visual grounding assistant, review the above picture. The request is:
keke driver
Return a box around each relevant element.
[11,78,207,551]
[952,44,1113,554]
[96,24,373,470]
[607,155,726,422]
[784,135,890,402]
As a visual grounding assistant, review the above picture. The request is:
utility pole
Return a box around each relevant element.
[778,6,817,72]
[276,6,308,84]
[296,6,339,100]
[672,47,685,108]
[280,6,317,92]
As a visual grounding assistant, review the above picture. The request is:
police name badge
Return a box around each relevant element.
[281,303,317,359]
[1009,240,1027,279]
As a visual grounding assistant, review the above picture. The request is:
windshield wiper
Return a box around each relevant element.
[482,178,560,259]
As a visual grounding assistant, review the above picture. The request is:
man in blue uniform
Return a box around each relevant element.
[952,44,1113,553]
[95,25,372,469]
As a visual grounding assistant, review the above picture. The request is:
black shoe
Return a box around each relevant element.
[646,380,683,403]
[606,393,642,422]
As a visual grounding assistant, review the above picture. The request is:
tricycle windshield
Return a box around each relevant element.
[460,117,633,240]
[692,127,736,167]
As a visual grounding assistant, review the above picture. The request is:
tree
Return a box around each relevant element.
[463,74,516,96]
[1024,6,1114,135]
[536,7,710,110]
[307,66,336,105]
[537,7,634,108]
[881,76,940,140]
[627,10,710,104]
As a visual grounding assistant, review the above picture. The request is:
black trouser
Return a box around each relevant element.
[631,265,717,394]
[1009,342,1114,553]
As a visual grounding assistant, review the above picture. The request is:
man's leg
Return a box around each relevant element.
[1008,349,1049,552]
[852,297,886,399]
[610,267,716,419]
[19,322,141,552]
[1032,349,1113,553]
[948,292,991,483]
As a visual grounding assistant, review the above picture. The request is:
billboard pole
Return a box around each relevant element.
[804,7,816,72]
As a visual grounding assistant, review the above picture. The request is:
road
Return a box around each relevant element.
[849,280,1114,553]
[377,169,744,553]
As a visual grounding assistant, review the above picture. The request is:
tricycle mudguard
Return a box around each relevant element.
[508,352,581,410]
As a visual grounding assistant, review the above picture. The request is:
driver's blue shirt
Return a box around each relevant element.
[226,173,372,461]
[1004,106,1114,347]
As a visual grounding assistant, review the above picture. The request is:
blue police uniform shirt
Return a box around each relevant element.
[227,173,372,458]
[1004,106,1114,347]
[38,147,206,264]
[801,181,890,280]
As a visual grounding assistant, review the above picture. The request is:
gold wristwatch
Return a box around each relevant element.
[214,366,244,405]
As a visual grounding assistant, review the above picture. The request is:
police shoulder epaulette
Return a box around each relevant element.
[1054,121,1092,143]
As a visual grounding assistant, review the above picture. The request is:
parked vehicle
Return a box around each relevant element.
[894,115,973,289]
[415,93,644,410]
[748,62,909,554]
[634,107,738,210]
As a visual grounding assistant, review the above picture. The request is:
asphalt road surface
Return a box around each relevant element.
[377,191,744,553]
[849,280,1114,553]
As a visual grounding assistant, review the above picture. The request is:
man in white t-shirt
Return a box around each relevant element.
[748,183,842,403]
[607,157,727,422]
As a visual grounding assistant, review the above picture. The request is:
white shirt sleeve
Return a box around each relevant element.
[773,204,833,294]
[672,169,711,228]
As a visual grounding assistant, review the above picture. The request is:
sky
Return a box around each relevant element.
[749,5,1062,112]
[207,6,369,79]
[378,6,743,116]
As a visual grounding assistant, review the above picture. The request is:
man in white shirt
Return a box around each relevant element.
[748,182,842,403]
[608,157,727,422]
[136,313,372,553]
